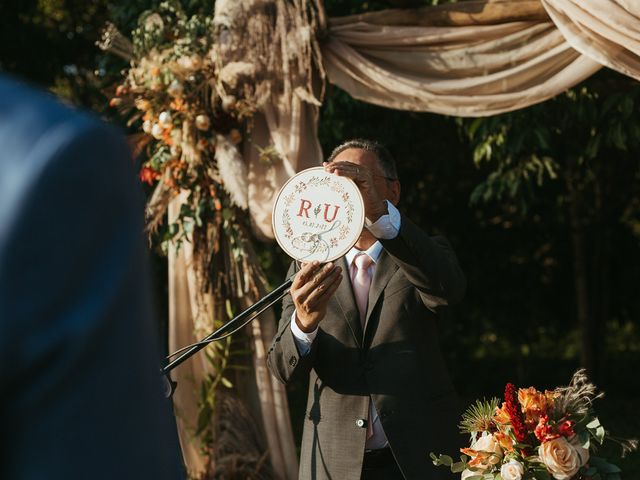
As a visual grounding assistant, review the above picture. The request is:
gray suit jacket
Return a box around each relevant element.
[268,214,466,479]
[0,76,184,479]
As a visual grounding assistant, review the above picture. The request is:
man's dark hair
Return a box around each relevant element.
[327,139,398,181]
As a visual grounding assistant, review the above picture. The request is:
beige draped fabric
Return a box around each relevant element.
[542,0,640,81]
[322,21,601,116]
[245,97,323,240]
[168,1,640,479]
[321,0,640,118]
[168,195,299,480]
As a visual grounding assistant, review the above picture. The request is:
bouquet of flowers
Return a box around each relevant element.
[432,370,637,480]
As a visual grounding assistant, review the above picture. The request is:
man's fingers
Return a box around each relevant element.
[303,271,342,310]
[293,262,339,305]
[292,260,322,289]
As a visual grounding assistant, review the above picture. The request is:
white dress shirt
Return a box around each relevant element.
[290,200,401,450]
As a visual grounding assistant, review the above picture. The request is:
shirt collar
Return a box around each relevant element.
[345,241,383,267]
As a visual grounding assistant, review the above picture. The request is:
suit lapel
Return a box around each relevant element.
[364,250,398,334]
[332,256,363,348]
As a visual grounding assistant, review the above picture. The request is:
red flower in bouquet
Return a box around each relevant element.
[505,383,528,444]
[558,420,575,438]
[140,166,160,185]
[535,415,560,442]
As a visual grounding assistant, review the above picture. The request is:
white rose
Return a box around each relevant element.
[500,460,525,480]
[462,433,503,475]
[472,433,503,468]
[538,437,590,480]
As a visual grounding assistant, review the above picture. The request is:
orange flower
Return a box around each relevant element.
[518,387,551,428]
[494,431,515,452]
[495,402,511,427]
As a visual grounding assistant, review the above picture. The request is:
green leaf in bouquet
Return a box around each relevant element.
[451,461,467,473]
[586,417,606,444]
[578,430,591,449]
[439,455,453,466]
[531,468,551,480]
[430,453,453,467]
[465,476,483,480]
[590,457,622,474]
[585,466,598,476]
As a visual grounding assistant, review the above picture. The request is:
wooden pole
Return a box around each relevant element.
[329,0,549,28]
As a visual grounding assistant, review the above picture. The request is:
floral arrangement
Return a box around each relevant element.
[101,1,271,316]
[432,370,637,480]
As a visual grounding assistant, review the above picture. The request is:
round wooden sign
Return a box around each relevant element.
[272,167,365,263]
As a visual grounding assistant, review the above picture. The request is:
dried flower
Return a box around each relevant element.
[229,128,242,144]
[136,98,151,111]
[109,97,122,107]
[167,79,184,98]
[142,120,153,134]
[158,111,172,127]
[195,114,210,131]
[151,123,163,139]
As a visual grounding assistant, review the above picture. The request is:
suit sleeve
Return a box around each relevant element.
[380,212,466,307]
[267,261,318,385]
[0,120,184,479]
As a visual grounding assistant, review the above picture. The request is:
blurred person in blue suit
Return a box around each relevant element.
[0,75,185,479]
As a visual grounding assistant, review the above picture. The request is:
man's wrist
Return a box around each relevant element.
[295,313,318,334]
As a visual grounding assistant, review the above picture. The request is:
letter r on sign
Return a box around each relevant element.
[297,199,312,218]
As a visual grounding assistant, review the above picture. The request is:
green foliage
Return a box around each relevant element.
[459,397,500,434]
[430,453,469,475]
[461,79,640,226]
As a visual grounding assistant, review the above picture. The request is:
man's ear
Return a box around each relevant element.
[389,180,401,206]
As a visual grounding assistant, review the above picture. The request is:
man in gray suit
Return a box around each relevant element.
[0,76,184,479]
[268,139,466,479]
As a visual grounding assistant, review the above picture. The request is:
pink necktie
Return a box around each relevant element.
[351,253,373,325]
[351,253,375,440]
